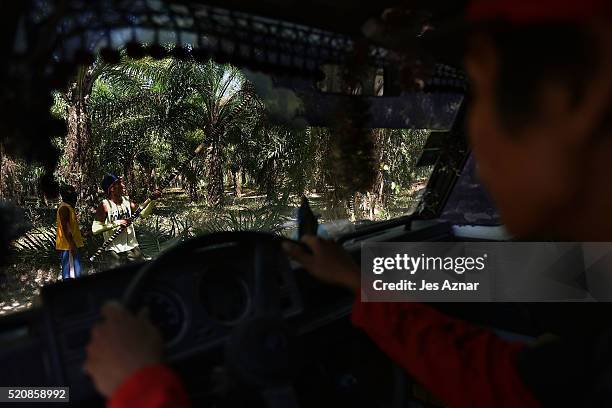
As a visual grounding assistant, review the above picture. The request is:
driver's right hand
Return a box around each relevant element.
[282,236,361,293]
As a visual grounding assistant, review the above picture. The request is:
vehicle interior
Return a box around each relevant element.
[1,1,611,407]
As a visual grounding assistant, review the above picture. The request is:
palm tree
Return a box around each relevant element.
[88,56,261,206]
[89,57,200,198]
[55,62,108,204]
[186,61,261,206]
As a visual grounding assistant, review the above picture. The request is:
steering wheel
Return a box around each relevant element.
[122,231,302,408]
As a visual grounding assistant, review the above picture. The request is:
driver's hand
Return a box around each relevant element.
[282,236,360,292]
[84,302,163,398]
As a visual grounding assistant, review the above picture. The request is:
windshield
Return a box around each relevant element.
[0,57,453,315]
[440,155,501,226]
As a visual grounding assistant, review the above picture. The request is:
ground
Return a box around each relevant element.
[0,182,427,316]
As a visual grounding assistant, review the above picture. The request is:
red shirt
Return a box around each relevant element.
[110,299,539,408]
[108,365,190,408]
[351,296,539,408]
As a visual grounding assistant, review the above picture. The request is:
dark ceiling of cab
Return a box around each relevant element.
[174,0,466,36]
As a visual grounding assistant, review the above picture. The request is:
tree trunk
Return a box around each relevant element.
[261,159,277,202]
[189,176,197,202]
[237,169,243,197]
[234,168,243,197]
[60,65,98,206]
[0,143,4,200]
[128,162,137,198]
[123,161,130,191]
[0,153,19,202]
[206,139,224,207]
[362,129,386,219]
[189,162,199,202]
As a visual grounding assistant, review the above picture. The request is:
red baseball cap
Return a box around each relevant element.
[467,0,612,25]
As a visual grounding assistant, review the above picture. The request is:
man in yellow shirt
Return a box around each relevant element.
[56,184,85,280]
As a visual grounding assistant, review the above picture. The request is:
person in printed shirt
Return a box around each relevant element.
[84,1,612,407]
[55,184,85,280]
[92,174,161,270]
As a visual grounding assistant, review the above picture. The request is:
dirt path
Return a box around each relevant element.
[0,267,57,315]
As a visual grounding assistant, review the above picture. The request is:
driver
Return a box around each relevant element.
[84,0,612,407]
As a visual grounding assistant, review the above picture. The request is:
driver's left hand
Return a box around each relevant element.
[84,302,163,398]
[283,236,360,292]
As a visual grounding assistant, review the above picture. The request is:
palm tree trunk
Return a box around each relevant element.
[263,159,278,201]
[61,65,98,205]
[206,142,224,207]
[190,162,199,202]
[0,143,4,200]
[232,168,243,197]
[362,129,386,218]
[1,154,18,202]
